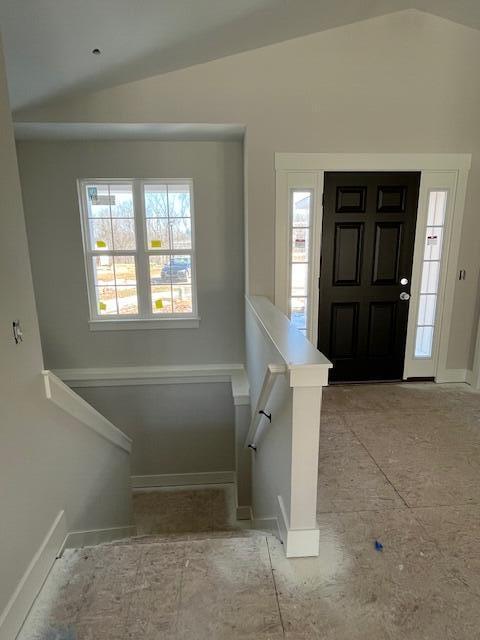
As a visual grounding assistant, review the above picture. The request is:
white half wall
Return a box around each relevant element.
[245,296,330,557]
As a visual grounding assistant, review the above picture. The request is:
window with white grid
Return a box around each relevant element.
[78,179,197,326]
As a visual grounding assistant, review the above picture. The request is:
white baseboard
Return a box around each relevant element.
[276,495,289,547]
[252,516,281,538]
[62,525,137,550]
[0,511,67,640]
[131,471,235,489]
[276,495,320,558]
[436,368,467,384]
[236,505,253,520]
[251,498,320,557]
[284,527,320,558]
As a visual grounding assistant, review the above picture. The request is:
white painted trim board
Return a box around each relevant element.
[275,153,472,172]
[62,525,137,550]
[246,295,331,387]
[54,363,244,384]
[230,369,250,406]
[435,368,467,384]
[276,495,320,558]
[89,317,201,331]
[0,513,137,640]
[236,505,253,520]
[470,310,480,389]
[43,370,132,453]
[53,363,251,404]
[251,516,281,539]
[131,471,235,488]
[0,511,67,640]
[67,375,233,388]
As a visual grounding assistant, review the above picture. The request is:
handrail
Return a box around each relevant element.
[244,363,286,449]
[42,370,132,453]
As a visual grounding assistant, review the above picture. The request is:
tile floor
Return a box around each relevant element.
[18,383,480,639]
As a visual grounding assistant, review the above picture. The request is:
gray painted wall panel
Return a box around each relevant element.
[76,383,235,475]
[16,140,245,369]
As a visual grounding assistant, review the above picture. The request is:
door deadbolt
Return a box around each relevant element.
[400,277,408,285]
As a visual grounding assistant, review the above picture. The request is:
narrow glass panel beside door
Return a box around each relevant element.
[288,190,313,334]
[414,190,448,359]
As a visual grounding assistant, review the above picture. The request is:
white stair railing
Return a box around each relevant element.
[42,370,132,453]
[244,363,286,449]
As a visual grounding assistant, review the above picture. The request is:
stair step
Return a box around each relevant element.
[99,528,268,549]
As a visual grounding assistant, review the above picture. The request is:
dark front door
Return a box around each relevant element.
[318,172,420,382]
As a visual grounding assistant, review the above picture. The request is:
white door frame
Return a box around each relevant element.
[275,153,471,383]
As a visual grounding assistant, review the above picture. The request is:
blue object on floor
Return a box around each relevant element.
[374,540,384,551]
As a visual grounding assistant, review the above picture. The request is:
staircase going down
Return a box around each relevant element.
[17,485,285,640]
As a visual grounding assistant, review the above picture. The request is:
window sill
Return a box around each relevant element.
[89,317,201,331]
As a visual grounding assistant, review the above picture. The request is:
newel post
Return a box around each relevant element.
[281,364,329,557]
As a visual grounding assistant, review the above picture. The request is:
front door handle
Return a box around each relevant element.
[399,292,410,301]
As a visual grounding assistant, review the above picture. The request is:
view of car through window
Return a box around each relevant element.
[80,180,196,320]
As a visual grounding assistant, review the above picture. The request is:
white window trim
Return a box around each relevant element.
[275,153,471,384]
[286,182,316,336]
[78,177,200,330]
[276,172,322,344]
[403,173,457,378]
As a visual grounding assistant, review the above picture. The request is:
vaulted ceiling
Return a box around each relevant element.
[1,0,480,111]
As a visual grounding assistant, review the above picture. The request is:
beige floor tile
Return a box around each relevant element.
[72,547,141,639]
[116,541,184,639]
[74,615,127,640]
[318,428,406,513]
[17,551,83,640]
[345,410,480,507]
[270,509,479,640]
[177,537,283,640]
[412,504,480,595]
[185,535,271,564]
[325,382,473,417]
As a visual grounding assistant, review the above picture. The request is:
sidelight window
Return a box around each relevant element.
[288,190,313,335]
[414,190,448,358]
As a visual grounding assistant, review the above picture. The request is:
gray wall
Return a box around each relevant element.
[16,140,245,369]
[76,383,235,476]
[0,41,132,629]
[17,10,480,371]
